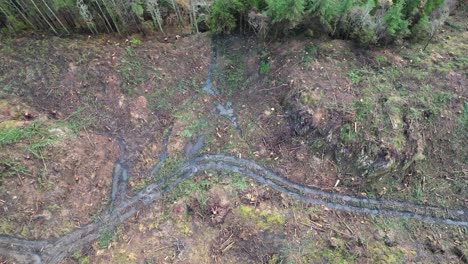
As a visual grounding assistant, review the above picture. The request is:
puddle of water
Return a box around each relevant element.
[201,38,243,136]
[150,123,174,176]
[184,136,205,158]
[110,139,130,206]
[216,102,243,135]
[202,41,219,96]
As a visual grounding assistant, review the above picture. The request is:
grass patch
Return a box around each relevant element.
[347,67,371,86]
[229,172,249,191]
[60,221,77,235]
[0,159,29,181]
[37,170,53,192]
[286,44,320,70]
[166,172,216,203]
[25,136,59,159]
[117,47,160,95]
[58,106,96,133]
[309,248,356,263]
[180,118,208,138]
[287,239,356,263]
[259,60,270,75]
[339,123,358,144]
[155,155,185,180]
[145,86,175,111]
[456,101,468,133]
[375,55,389,67]
[213,54,246,95]
[132,154,186,191]
[72,250,90,264]
[0,217,15,234]
[236,204,286,230]
[348,70,362,85]
[259,49,271,75]
[343,66,453,153]
[302,44,319,65]
[0,118,81,162]
[0,120,59,159]
[98,227,123,249]
[163,170,249,204]
[0,120,43,147]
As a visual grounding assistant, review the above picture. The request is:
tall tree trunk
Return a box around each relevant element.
[127,0,143,32]
[77,0,98,34]
[29,0,59,35]
[0,5,14,31]
[40,0,69,33]
[6,0,35,29]
[146,0,164,34]
[170,0,183,27]
[187,1,194,32]
[17,0,48,30]
[94,0,112,33]
[189,0,198,33]
[100,0,121,34]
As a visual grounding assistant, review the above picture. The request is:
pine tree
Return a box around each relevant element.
[384,0,409,40]
[265,0,305,28]
[145,0,164,33]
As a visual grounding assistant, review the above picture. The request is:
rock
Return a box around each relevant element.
[24,112,34,120]
[49,127,71,138]
[329,237,343,249]
[384,237,397,247]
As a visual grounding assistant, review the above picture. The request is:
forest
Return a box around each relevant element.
[0,0,467,263]
[0,0,456,45]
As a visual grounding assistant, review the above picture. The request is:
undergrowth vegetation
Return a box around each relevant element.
[0,116,86,181]
[0,0,457,46]
[208,0,455,45]
[116,46,159,95]
[283,13,467,204]
[342,66,453,154]
[213,53,247,95]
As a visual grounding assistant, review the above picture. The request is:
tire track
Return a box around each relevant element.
[1,154,467,263]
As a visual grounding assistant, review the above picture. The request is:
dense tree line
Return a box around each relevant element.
[210,0,456,44]
[0,0,457,45]
[0,0,192,35]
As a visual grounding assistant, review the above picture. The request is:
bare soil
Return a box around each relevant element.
[0,8,466,264]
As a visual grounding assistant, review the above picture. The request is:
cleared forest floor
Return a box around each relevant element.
[0,8,466,264]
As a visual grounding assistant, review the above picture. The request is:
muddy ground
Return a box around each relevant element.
[0,7,467,264]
